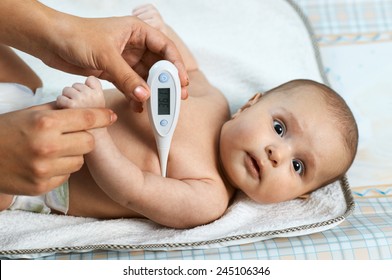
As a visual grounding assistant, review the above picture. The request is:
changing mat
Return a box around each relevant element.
[0,0,354,258]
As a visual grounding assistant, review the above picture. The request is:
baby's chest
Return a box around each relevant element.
[108,102,222,178]
[107,112,160,174]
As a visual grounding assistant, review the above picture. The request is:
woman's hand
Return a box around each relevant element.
[0,103,116,195]
[0,0,189,111]
[47,15,189,109]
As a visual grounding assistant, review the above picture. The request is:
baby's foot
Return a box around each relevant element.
[132,4,167,34]
[57,76,105,109]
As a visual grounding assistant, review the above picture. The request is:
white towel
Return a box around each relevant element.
[0,0,352,258]
[1,183,349,257]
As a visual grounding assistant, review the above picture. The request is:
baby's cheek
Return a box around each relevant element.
[240,126,262,145]
[261,173,297,203]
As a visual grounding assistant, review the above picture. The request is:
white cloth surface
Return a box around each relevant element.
[0,0,349,257]
[1,183,345,254]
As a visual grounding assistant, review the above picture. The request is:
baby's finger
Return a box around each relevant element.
[62,86,80,99]
[85,76,102,90]
[72,82,89,92]
[56,95,73,109]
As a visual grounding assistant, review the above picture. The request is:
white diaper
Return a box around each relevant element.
[0,82,56,115]
[8,181,69,214]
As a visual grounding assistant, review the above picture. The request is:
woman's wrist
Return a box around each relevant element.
[46,10,81,56]
[0,0,75,59]
[28,3,79,59]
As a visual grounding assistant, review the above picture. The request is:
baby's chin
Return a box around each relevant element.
[244,187,300,204]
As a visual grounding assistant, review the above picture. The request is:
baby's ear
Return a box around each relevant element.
[232,93,262,119]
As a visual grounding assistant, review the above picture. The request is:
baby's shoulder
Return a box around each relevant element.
[187,90,230,123]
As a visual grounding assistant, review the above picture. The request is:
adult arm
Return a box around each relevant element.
[0,0,189,105]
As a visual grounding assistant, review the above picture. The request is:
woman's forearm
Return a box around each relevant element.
[0,0,70,57]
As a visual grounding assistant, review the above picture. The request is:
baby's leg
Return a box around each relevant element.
[133,4,198,72]
[0,44,42,92]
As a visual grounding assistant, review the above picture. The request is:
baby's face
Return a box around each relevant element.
[220,88,348,203]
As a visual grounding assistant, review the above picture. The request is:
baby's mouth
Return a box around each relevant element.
[245,153,261,179]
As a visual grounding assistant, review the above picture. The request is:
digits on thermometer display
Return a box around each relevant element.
[147,61,181,177]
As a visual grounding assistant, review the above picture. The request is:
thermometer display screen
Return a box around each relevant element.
[158,88,170,115]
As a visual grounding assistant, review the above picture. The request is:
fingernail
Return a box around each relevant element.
[133,86,148,102]
[182,88,189,100]
[109,110,117,123]
[112,113,118,122]
[186,75,190,86]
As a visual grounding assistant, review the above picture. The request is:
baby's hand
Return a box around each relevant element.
[57,76,105,109]
[132,4,167,34]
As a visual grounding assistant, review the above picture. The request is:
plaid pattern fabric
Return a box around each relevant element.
[352,185,392,198]
[295,0,392,45]
[36,196,392,260]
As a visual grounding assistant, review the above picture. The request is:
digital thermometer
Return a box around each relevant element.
[147,60,181,177]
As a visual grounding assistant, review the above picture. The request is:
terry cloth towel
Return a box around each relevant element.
[0,0,354,258]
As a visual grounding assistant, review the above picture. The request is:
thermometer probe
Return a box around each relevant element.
[147,60,181,177]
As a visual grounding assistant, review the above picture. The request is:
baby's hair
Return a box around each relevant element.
[264,79,359,184]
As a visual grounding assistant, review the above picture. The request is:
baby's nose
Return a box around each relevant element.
[265,145,287,167]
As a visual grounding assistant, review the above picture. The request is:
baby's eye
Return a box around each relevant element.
[273,120,286,137]
[292,159,305,175]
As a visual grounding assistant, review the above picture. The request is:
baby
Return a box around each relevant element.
[1,5,358,228]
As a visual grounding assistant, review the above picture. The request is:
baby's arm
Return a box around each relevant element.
[86,150,228,228]
[86,125,227,228]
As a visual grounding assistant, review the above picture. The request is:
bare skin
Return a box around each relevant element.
[0,45,42,91]
[0,0,189,103]
[55,5,234,228]
[66,72,233,227]
[0,0,189,198]
[0,5,232,226]
[63,6,349,227]
[0,45,116,209]
[1,5,351,229]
